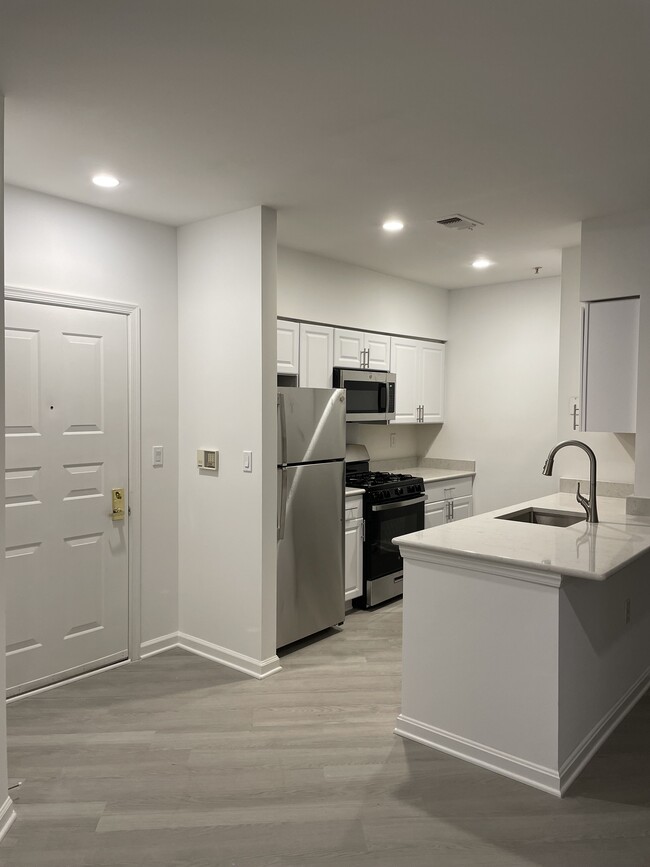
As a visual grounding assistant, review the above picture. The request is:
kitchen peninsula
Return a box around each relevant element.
[394,493,650,796]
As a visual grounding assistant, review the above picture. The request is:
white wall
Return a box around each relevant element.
[177,206,278,673]
[554,246,635,484]
[278,246,448,340]
[0,97,13,830]
[4,186,179,650]
[419,276,561,514]
[581,211,650,498]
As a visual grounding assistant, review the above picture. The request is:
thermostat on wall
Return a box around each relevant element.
[197,449,218,471]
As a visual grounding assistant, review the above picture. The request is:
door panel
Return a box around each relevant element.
[365,333,390,371]
[334,329,363,368]
[420,342,445,423]
[276,461,345,648]
[5,300,129,696]
[390,337,418,424]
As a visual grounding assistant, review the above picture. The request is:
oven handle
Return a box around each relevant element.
[371,494,426,512]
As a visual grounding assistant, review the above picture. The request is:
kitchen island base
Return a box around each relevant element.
[395,549,650,797]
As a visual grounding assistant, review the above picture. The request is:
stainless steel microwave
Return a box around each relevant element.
[332,368,396,423]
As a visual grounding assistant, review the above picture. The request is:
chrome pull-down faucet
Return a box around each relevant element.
[542,440,599,523]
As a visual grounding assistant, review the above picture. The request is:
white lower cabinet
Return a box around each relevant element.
[424,477,473,529]
[344,496,364,602]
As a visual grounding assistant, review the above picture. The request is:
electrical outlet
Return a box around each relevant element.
[624,598,631,625]
[390,433,396,448]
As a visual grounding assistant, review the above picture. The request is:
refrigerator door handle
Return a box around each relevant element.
[277,392,288,466]
[278,467,288,541]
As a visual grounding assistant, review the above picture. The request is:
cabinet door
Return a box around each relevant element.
[581,298,639,433]
[424,501,446,529]
[344,519,363,601]
[390,336,419,423]
[334,328,364,369]
[365,332,391,371]
[277,319,300,375]
[449,496,472,522]
[420,341,445,423]
[299,323,334,388]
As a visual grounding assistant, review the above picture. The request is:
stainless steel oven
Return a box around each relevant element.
[346,445,425,608]
[333,368,396,423]
[363,493,425,606]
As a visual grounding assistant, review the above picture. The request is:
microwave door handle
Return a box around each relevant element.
[277,392,288,466]
[378,382,388,413]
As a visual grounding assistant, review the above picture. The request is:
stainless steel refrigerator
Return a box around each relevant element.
[276,387,346,649]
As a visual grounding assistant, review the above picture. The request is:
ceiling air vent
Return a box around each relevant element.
[436,214,483,231]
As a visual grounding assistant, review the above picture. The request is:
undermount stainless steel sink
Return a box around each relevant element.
[495,507,585,528]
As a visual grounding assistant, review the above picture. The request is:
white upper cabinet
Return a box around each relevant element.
[334,329,364,368]
[420,341,445,423]
[390,337,419,423]
[277,319,300,375]
[299,323,334,388]
[390,337,445,424]
[581,297,639,433]
[333,329,391,371]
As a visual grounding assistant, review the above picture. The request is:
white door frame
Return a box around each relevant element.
[4,285,143,663]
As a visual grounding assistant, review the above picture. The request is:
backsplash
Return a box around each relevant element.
[345,423,418,462]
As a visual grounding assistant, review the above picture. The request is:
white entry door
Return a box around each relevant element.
[5,300,129,696]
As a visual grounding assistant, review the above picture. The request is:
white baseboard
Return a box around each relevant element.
[139,632,181,659]
[0,796,17,843]
[177,632,282,680]
[558,664,650,794]
[395,714,562,797]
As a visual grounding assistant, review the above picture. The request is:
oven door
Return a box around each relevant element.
[365,495,425,581]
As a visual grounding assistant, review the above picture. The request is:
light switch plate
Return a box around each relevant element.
[243,450,253,473]
[152,446,164,468]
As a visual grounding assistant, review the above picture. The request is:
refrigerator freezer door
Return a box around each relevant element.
[276,461,345,649]
[277,388,346,466]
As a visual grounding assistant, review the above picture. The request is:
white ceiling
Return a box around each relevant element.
[1,1,650,289]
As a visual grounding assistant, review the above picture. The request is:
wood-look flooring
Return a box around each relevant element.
[2,600,650,866]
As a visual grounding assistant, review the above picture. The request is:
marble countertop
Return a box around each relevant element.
[398,466,475,484]
[394,493,650,581]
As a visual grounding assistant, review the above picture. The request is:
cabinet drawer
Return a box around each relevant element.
[425,475,473,503]
[345,498,363,521]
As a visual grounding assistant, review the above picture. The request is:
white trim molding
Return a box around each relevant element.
[4,284,143,662]
[0,797,17,843]
[395,714,563,797]
[558,665,650,794]
[177,633,282,680]
[139,633,180,659]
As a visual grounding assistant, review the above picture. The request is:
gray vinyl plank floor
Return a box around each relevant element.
[2,601,650,866]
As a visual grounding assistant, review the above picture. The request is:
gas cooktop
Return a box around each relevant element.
[346,470,425,504]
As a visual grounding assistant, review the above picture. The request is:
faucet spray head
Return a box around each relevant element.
[542,456,554,476]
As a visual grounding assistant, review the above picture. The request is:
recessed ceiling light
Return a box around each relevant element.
[472,257,492,269]
[382,219,404,233]
[92,173,120,188]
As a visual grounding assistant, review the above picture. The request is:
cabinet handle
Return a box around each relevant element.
[450,500,454,521]
[421,404,425,422]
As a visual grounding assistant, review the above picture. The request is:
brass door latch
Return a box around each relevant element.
[111,488,125,521]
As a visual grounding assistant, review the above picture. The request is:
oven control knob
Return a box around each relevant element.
[395,487,403,496]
